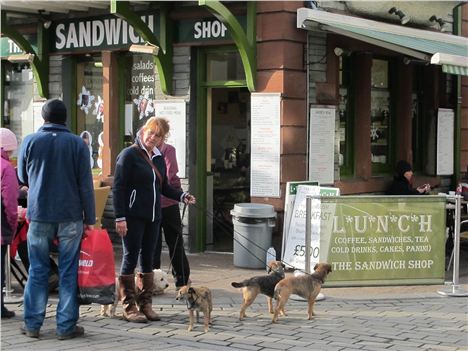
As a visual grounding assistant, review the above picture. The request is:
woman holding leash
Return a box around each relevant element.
[152,117,191,290]
[113,117,196,323]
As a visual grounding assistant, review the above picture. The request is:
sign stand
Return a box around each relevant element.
[4,245,23,304]
[438,195,468,297]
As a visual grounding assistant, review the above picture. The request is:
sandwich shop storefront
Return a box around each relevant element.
[2,3,257,253]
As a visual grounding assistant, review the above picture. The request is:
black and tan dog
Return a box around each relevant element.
[175,285,213,332]
[272,262,332,323]
[231,260,285,320]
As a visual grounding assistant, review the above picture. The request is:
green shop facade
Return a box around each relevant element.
[1,1,467,254]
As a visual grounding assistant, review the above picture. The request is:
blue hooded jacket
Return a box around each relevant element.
[17,123,95,224]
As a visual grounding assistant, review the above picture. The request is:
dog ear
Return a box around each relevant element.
[313,263,318,271]
[188,287,195,294]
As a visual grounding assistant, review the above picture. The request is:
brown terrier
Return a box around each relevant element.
[176,285,213,332]
[231,260,285,320]
[272,262,332,323]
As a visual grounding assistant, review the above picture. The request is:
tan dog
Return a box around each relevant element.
[175,285,213,332]
[231,260,285,320]
[272,263,332,323]
[100,269,169,317]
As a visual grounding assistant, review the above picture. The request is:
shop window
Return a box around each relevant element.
[124,53,157,144]
[207,51,244,81]
[76,56,103,174]
[338,56,353,176]
[2,62,34,157]
[371,58,392,174]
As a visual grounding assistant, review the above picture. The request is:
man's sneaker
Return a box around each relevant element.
[56,325,84,340]
[20,325,40,338]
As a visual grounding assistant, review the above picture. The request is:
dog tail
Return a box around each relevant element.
[231,281,246,288]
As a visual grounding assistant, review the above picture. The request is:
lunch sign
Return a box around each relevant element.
[319,196,446,286]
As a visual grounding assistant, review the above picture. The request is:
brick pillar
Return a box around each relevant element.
[255,1,307,212]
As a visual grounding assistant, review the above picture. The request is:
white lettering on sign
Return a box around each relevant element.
[79,259,94,267]
[92,21,104,47]
[104,18,122,45]
[193,20,227,39]
[67,23,79,49]
[8,39,22,53]
[54,15,153,50]
[56,24,66,49]
[79,22,91,47]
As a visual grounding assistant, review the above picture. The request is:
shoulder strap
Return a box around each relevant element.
[132,144,163,188]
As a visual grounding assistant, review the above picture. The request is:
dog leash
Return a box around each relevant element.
[164,203,188,278]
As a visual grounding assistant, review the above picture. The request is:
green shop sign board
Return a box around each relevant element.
[0,36,37,57]
[319,196,446,286]
[50,14,246,53]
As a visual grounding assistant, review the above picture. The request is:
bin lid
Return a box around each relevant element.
[230,203,276,218]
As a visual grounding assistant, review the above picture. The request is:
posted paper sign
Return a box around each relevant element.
[154,100,186,178]
[281,181,318,258]
[282,185,340,270]
[250,93,281,197]
[309,106,336,184]
[436,108,454,175]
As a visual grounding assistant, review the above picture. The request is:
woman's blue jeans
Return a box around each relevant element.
[23,220,83,335]
[121,216,160,275]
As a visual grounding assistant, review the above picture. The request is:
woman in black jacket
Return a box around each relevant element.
[113,117,195,323]
[387,160,430,195]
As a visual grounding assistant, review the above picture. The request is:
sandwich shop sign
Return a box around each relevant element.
[52,15,159,52]
[51,14,247,52]
[319,196,446,286]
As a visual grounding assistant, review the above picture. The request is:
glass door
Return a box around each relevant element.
[76,55,103,175]
[196,47,248,252]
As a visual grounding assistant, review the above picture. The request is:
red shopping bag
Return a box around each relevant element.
[78,228,115,305]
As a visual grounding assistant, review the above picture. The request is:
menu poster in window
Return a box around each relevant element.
[309,106,336,185]
[154,100,186,178]
[128,54,156,134]
[436,108,454,176]
[250,93,281,198]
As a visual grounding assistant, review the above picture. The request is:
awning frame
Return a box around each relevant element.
[297,7,468,75]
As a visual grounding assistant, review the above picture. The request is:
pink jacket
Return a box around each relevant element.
[159,142,181,208]
[1,148,18,245]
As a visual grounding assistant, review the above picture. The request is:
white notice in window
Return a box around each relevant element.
[436,108,454,176]
[250,93,281,198]
[309,106,336,184]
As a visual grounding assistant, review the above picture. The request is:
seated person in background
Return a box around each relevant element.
[387,160,430,195]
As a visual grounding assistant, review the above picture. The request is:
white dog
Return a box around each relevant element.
[100,269,169,317]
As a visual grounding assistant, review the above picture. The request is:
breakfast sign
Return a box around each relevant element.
[319,196,446,286]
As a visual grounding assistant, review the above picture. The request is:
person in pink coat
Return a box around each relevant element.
[1,128,19,319]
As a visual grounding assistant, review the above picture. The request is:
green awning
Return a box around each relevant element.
[297,8,468,76]
[442,64,468,76]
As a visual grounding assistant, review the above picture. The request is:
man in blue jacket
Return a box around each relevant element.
[17,99,95,340]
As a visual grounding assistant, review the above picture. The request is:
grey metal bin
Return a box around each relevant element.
[230,203,276,269]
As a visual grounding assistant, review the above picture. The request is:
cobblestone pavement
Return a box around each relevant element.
[1,251,468,351]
